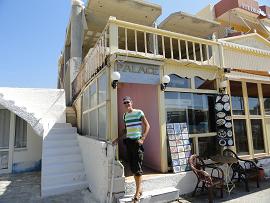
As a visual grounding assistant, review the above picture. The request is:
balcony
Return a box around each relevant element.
[72,17,223,99]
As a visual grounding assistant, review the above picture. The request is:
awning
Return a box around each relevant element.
[159,12,220,38]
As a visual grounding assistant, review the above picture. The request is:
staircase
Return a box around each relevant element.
[41,123,88,197]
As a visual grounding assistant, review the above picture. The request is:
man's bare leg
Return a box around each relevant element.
[134,175,143,198]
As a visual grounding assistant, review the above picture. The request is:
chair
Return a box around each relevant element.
[223,149,260,192]
[189,154,224,203]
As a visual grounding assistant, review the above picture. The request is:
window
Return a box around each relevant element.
[167,74,191,88]
[81,71,108,140]
[230,81,245,115]
[165,92,216,134]
[0,110,10,149]
[251,119,265,154]
[247,83,260,115]
[195,77,216,90]
[234,119,249,155]
[14,116,27,148]
[262,84,270,115]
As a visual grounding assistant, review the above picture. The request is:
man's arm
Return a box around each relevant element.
[138,116,150,145]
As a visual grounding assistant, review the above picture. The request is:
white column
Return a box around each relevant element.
[70,0,84,82]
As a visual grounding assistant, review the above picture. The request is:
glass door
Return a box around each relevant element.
[0,109,13,174]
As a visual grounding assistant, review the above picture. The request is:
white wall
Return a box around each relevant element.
[13,124,42,173]
[0,88,66,137]
[77,136,124,203]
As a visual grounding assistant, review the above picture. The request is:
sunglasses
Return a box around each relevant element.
[123,101,130,104]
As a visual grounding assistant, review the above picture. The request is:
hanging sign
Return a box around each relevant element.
[215,94,234,147]
[166,123,192,173]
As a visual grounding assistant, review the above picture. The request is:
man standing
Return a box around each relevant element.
[122,96,150,202]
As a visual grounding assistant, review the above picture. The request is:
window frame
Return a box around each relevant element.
[165,75,219,158]
[14,116,27,150]
[228,79,269,159]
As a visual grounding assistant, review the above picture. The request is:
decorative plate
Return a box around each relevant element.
[184,140,190,145]
[222,95,230,102]
[216,119,226,126]
[227,139,234,146]
[172,159,180,166]
[225,122,232,128]
[224,103,231,111]
[215,103,223,111]
[179,159,187,165]
[185,151,191,157]
[184,145,191,151]
[227,130,233,137]
[178,152,186,158]
[181,128,188,134]
[168,135,175,141]
[182,134,189,139]
[218,130,226,138]
[225,116,232,121]
[219,139,226,146]
[216,96,221,103]
[217,112,226,118]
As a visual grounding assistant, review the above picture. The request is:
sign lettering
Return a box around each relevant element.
[240,3,266,16]
[117,62,160,75]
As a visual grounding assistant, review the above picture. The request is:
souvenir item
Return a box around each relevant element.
[217,112,226,118]
[225,116,232,121]
[216,95,221,102]
[222,95,230,102]
[227,130,233,137]
[173,166,180,173]
[166,123,174,129]
[178,152,186,158]
[227,139,233,146]
[170,147,177,153]
[171,153,178,159]
[172,159,179,166]
[168,135,175,140]
[219,139,226,146]
[167,129,174,134]
[224,103,230,111]
[169,141,176,147]
[225,122,232,128]
[216,119,226,126]
[177,146,184,152]
[215,103,223,111]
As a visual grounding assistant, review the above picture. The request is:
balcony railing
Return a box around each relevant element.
[72,17,222,99]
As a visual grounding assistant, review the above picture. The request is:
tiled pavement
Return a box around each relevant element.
[1,172,270,203]
[172,178,270,203]
[0,172,96,203]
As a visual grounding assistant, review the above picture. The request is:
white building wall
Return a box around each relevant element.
[13,124,42,173]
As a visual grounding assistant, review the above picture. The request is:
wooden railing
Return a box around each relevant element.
[71,17,222,99]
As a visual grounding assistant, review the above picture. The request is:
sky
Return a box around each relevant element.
[0,0,268,88]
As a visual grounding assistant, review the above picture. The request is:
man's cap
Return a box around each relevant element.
[123,96,132,103]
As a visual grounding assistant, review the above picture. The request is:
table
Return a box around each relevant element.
[210,155,238,194]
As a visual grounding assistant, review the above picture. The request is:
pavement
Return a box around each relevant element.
[1,172,270,203]
[173,178,270,203]
[0,172,97,203]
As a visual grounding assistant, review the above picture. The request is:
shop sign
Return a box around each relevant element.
[116,61,160,85]
[240,3,266,16]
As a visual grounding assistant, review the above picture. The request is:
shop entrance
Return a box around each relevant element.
[117,83,161,177]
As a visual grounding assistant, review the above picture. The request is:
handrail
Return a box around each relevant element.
[108,17,219,46]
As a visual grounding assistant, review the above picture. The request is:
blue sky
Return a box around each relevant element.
[0,0,268,88]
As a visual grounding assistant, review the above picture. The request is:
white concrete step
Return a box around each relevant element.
[42,181,88,197]
[42,154,82,165]
[43,162,85,175]
[43,145,81,156]
[44,133,77,141]
[43,139,78,148]
[48,127,77,134]
[42,171,87,187]
[53,123,72,128]
[118,187,179,203]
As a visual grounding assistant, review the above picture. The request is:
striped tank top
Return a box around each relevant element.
[123,109,145,140]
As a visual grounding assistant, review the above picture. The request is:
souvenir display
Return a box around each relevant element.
[167,123,192,173]
[215,94,234,147]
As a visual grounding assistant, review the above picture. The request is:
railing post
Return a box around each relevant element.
[108,16,119,54]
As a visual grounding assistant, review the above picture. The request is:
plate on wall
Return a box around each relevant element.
[217,112,226,118]
[225,116,232,121]
[225,122,232,128]
[219,139,226,146]
[215,103,223,111]
[227,139,234,146]
[216,96,221,103]
[222,95,230,102]
[224,103,231,111]
[227,130,233,137]
[216,119,226,126]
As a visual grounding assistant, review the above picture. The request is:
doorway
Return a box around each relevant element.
[0,109,14,174]
[117,83,161,176]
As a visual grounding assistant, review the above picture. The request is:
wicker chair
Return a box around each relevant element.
[189,154,224,203]
[223,149,260,192]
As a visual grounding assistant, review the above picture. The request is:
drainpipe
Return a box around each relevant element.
[69,0,85,103]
